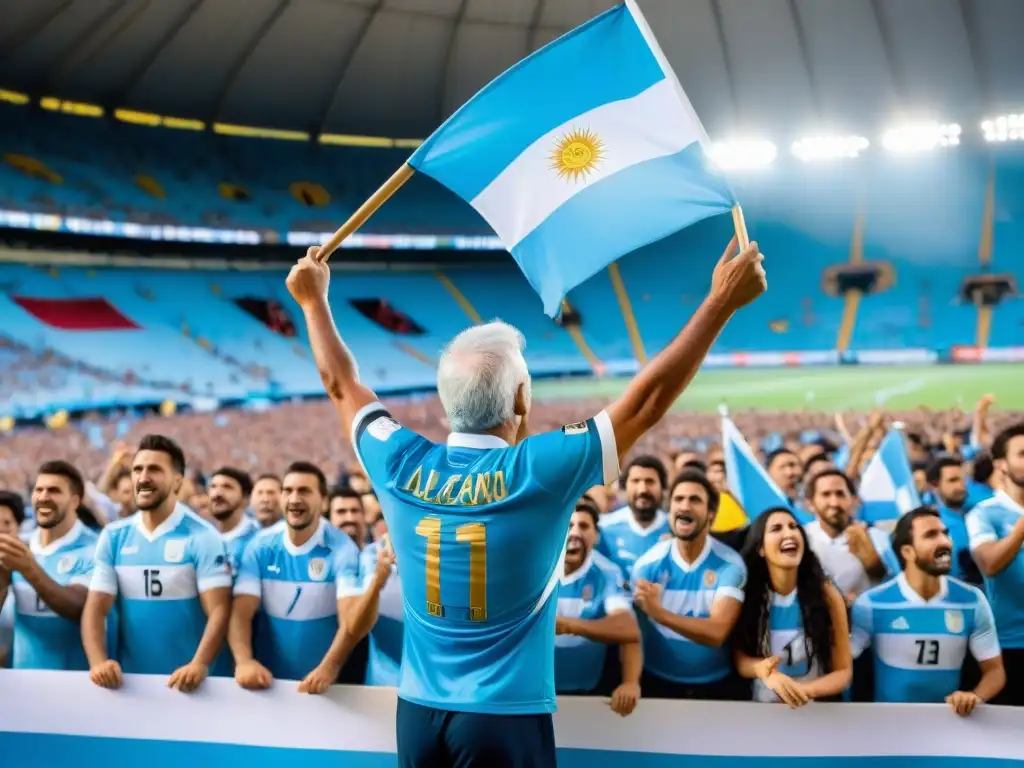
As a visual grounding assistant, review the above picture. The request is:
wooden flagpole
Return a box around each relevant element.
[731,204,749,250]
[316,163,415,262]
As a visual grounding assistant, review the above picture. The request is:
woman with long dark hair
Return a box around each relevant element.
[733,507,852,706]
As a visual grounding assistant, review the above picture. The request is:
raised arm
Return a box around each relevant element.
[287,249,378,436]
[605,238,766,456]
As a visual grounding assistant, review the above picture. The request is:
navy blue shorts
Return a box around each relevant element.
[396,697,556,768]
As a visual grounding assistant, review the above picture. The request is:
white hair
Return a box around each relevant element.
[437,320,531,434]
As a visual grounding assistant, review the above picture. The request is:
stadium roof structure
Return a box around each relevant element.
[1,0,1023,140]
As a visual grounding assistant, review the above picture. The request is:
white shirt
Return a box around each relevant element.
[804,520,893,597]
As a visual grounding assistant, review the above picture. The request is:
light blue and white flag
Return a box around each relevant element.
[721,414,794,521]
[408,0,735,316]
[858,427,922,526]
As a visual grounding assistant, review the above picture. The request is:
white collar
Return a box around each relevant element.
[561,551,594,586]
[805,519,846,545]
[896,572,949,604]
[30,519,85,557]
[221,515,255,542]
[447,432,509,450]
[772,589,798,607]
[671,536,711,573]
[283,517,326,556]
[134,503,186,543]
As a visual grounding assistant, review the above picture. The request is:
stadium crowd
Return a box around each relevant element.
[1,390,1023,715]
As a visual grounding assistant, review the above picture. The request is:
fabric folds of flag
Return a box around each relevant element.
[408,0,736,316]
[721,415,793,521]
[859,428,922,526]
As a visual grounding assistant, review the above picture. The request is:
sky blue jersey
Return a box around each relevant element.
[967,491,1024,649]
[851,574,1000,703]
[235,518,361,681]
[351,402,619,715]
[11,521,96,671]
[596,506,669,580]
[358,539,404,687]
[631,537,746,684]
[222,516,261,578]
[555,550,631,693]
[751,589,826,703]
[90,505,233,675]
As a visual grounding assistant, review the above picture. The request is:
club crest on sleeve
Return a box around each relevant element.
[164,539,186,563]
[703,570,718,589]
[308,558,328,581]
[56,555,76,575]
[562,421,588,436]
[368,417,401,442]
[944,609,964,634]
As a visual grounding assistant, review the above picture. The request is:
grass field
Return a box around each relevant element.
[531,364,1024,412]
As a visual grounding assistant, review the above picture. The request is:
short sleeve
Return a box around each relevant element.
[601,569,631,615]
[714,561,746,604]
[193,530,233,593]
[89,528,118,595]
[233,538,263,598]
[966,507,998,550]
[869,528,902,578]
[850,594,873,658]
[351,402,430,488]
[68,550,96,589]
[335,541,363,599]
[524,410,619,509]
[969,592,1002,662]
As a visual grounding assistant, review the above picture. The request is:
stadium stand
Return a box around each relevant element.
[0,103,485,236]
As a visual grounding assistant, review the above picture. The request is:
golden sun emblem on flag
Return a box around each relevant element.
[550,127,605,183]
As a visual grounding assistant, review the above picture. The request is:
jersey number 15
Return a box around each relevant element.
[416,518,486,621]
[143,568,163,598]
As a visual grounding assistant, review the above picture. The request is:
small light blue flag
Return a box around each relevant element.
[858,427,922,525]
[721,415,794,521]
[408,0,736,316]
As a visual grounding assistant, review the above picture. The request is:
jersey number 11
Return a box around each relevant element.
[416,517,487,621]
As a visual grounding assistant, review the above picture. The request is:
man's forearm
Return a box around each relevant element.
[193,599,230,667]
[650,607,729,647]
[81,598,111,666]
[227,605,256,664]
[346,583,384,643]
[974,663,1006,702]
[24,565,87,621]
[319,626,358,673]
[974,533,1024,577]
[562,613,639,645]
[611,298,733,447]
[620,641,642,685]
[303,298,361,399]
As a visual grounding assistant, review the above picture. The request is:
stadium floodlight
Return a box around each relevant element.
[791,135,869,162]
[981,114,1024,143]
[881,122,961,153]
[708,140,777,171]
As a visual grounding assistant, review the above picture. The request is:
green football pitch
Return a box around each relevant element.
[531,364,1024,412]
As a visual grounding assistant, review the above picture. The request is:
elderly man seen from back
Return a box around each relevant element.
[285,236,767,768]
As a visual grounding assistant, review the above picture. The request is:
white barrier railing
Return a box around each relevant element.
[2,670,1023,768]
